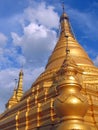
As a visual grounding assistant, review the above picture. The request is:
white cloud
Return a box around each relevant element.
[11,2,59,67]
[11,32,21,46]
[0,2,59,113]
[0,2,59,70]
[23,67,44,90]
[93,56,98,66]
[16,55,26,66]
[0,32,7,47]
[22,2,59,28]
[0,68,18,113]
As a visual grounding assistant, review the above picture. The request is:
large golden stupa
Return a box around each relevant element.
[0,4,98,130]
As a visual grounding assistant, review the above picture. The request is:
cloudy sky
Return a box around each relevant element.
[0,0,98,113]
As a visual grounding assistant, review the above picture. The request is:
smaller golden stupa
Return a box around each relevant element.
[6,70,24,109]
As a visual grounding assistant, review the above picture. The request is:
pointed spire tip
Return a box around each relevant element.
[61,0,65,13]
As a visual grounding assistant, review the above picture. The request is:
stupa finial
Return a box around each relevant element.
[16,69,24,101]
[61,0,65,13]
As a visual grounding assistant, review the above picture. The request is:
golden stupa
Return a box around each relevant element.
[0,4,98,130]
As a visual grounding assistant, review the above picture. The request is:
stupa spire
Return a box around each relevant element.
[60,5,75,39]
[6,70,24,109]
[53,5,91,129]
[62,0,65,14]
[6,81,18,109]
[45,3,93,70]
[16,69,24,101]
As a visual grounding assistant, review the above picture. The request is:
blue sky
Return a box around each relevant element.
[0,0,98,113]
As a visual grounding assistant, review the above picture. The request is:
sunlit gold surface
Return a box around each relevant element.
[0,10,98,130]
[45,12,94,71]
[16,70,24,101]
[6,70,24,109]
[54,52,91,129]
[6,89,18,109]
